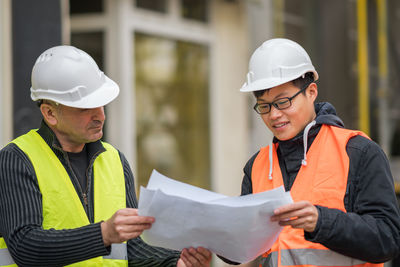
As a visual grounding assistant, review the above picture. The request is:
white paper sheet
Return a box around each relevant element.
[138,170,293,263]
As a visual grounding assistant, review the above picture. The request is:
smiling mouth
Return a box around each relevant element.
[273,122,289,128]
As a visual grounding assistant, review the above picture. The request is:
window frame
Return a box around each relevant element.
[70,0,215,187]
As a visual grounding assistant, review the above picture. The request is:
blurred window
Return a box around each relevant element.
[181,0,208,22]
[71,32,107,139]
[70,0,103,14]
[136,0,167,13]
[134,32,210,190]
[71,32,104,69]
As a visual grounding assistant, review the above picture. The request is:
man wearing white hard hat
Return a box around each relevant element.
[0,45,211,267]
[222,39,400,266]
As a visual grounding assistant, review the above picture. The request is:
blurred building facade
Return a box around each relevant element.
[1,0,400,266]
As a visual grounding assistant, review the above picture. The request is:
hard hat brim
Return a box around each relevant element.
[31,75,120,109]
[240,70,319,92]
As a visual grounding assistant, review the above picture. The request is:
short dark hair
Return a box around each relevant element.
[252,72,315,98]
[36,100,43,107]
[36,99,59,108]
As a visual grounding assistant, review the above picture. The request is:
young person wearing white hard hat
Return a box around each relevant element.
[0,45,211,267]
[222,38,400,266]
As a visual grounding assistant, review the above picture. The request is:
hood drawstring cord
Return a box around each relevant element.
[268,141,273,180]
[301,120,316,166]
[268,120,316,180]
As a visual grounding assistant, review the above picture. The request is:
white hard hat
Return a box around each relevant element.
[240,38,318,92]
[30,45,119,108]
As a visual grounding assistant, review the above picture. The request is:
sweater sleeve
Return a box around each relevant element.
[119,152,181,267]
[305,136,400,262]
[0,143,110,267]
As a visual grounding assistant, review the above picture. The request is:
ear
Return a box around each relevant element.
[40,103,58,126]
[307,83,318,102]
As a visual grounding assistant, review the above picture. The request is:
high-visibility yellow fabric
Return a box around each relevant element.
[4,130,127,266]
[252,125,381,267]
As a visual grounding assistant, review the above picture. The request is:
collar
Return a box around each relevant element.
[36,120,106,160]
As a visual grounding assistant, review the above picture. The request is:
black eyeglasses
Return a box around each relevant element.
[253,82,311,114]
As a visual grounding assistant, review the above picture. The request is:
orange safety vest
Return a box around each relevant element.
[252,125,382,267]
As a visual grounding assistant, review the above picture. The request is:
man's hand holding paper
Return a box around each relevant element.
[271,200,319,232]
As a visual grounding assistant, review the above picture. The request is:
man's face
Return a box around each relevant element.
[256,81,317,141]
[53,105,106,148]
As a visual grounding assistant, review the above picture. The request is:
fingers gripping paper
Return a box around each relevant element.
[138,170,293,263]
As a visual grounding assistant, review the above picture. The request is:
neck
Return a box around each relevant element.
[55,132,85,152]
[45,123,86,153]
[60,141,85,153]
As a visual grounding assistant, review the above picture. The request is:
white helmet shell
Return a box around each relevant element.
[240,38,318,92]
[30,45,119,108]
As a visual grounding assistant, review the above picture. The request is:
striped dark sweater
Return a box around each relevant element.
[0,122,180,266]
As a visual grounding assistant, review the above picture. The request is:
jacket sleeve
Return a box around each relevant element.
[305,136,400,263]
[119,152,181,267]
[0,144,110,267]
[241,151,259,196]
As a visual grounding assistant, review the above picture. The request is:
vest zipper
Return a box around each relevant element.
[85,150,102,223]
[82,193,88,206]
[64,152,89,214]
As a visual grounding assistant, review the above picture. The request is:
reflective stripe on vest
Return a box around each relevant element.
[260,251,278,267]
[252,125,380,267]
[281,249,365,266]
[0,241,126,266]
[0,240,17,267]
[104,244,128,260]
[0,249,15,266]
[260,249,366,267]
[8,130,127,266]
[0,238,16,266]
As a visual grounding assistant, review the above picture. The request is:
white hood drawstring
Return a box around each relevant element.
[301,120,316,166]
[268,141,273,180]
[268,120,316,180]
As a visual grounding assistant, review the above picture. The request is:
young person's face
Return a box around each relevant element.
[256,81,317,141]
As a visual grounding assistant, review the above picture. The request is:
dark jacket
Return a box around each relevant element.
[238,102,400,264]
[0,122,180,267]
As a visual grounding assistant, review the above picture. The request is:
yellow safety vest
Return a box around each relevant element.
[0,130,127,266]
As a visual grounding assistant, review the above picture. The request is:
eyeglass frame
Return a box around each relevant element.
[253,82,313,115]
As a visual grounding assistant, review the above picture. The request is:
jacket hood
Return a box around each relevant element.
[273,102,344,144]
[314,102,344,128]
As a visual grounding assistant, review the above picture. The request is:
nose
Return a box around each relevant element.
[92,107,105,120]
[267,105,282,120]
